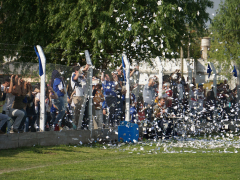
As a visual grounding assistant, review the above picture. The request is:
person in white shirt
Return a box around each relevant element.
[0,79,11,134]
[177,78,183,101]
[3,75,24,133]
[71,65,89,129]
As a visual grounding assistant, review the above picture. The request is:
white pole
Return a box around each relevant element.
[187,63,192,110]
[155,57,163,97]
[122,54,130,122]
[237,65,240,119]
[36,45,46,132]
[210,62,217,98]
[209,62,217,121]
[85,50,93,133]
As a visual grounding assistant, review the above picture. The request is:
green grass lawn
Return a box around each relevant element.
[0,140,240,180]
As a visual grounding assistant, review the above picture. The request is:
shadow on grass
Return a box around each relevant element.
[0,144,93,157]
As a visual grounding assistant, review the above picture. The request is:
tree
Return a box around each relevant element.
[0,0,54,63]
[208,0,240,73]
[0,0,213,68]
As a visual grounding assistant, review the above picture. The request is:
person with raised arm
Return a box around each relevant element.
[71,64,89,129]
[3,75,24,133]
[13,77,29,132]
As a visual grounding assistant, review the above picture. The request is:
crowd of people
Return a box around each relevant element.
[142,70,238,138]
[0,64,238,136]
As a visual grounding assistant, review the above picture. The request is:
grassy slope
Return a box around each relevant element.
[0,144,240,179]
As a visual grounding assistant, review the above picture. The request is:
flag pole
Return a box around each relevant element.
[36,45,46,132]
[209,62,217,98]
[122,54,130,122]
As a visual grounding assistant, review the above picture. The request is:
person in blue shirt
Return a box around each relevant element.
[130,92,137,123]
[51,70,66,131]
[50,104,57,126]
[102,100,108,127]
[101,71,118,127]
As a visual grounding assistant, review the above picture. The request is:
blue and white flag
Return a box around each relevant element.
[233,65,237,77]
[122,56,126,82]
[34,46,43,76]
[207,63,212,78]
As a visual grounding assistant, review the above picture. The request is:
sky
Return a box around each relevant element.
[206,0,224,27]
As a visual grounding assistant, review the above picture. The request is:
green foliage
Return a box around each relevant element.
[0,0,213,68]
[0,0,53,63]
[209,0,240,73]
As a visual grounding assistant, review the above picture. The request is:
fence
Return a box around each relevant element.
[1,49,240,141]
